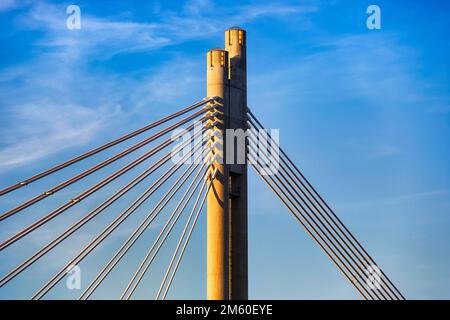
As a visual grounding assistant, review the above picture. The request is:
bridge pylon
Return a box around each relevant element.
[206,28,248,300]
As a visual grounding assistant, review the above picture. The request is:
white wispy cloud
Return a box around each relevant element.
[0,102,121,167]
[251,33,421,108]
[0,0,26,12]
[19,1,316,60]
[0,0,314,170]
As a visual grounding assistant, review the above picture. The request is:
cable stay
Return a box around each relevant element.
[0,102,216,223]
[0,96,218,299]
[32,144,212,300]
[156,169,214,300]
[0,108,218,250]
[0,97,216,197]
[80,149,211,299]
[0,127,210,287]
[247,131,387,300]
[121,165,211,300]
[248,147,372,300]
[247,109,404,300]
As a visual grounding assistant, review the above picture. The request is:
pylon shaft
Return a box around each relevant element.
[206,48,230,300]
[206,28,248,300]
[226,28,248,300]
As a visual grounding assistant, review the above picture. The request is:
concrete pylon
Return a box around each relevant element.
[225,27,248,300]
[206,48,230,300]
[206,28,248,300]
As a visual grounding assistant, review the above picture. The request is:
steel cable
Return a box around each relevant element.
[81,151,210,299]
[32,145,207,300]
[0,127,208,287]
[248,138,382,300]
[0,115,210,250]
[248,150,372,299]
[121,165,210,300]
[157,171,212,300]
[0,97,216,197]
[247,110,404,300]
[0,104,214,222]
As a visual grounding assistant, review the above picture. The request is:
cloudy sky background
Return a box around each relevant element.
[0,0,449,299]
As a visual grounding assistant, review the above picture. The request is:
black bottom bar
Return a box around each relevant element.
[1,300,447,319]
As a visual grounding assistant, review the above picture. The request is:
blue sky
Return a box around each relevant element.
[0,0,449,299]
